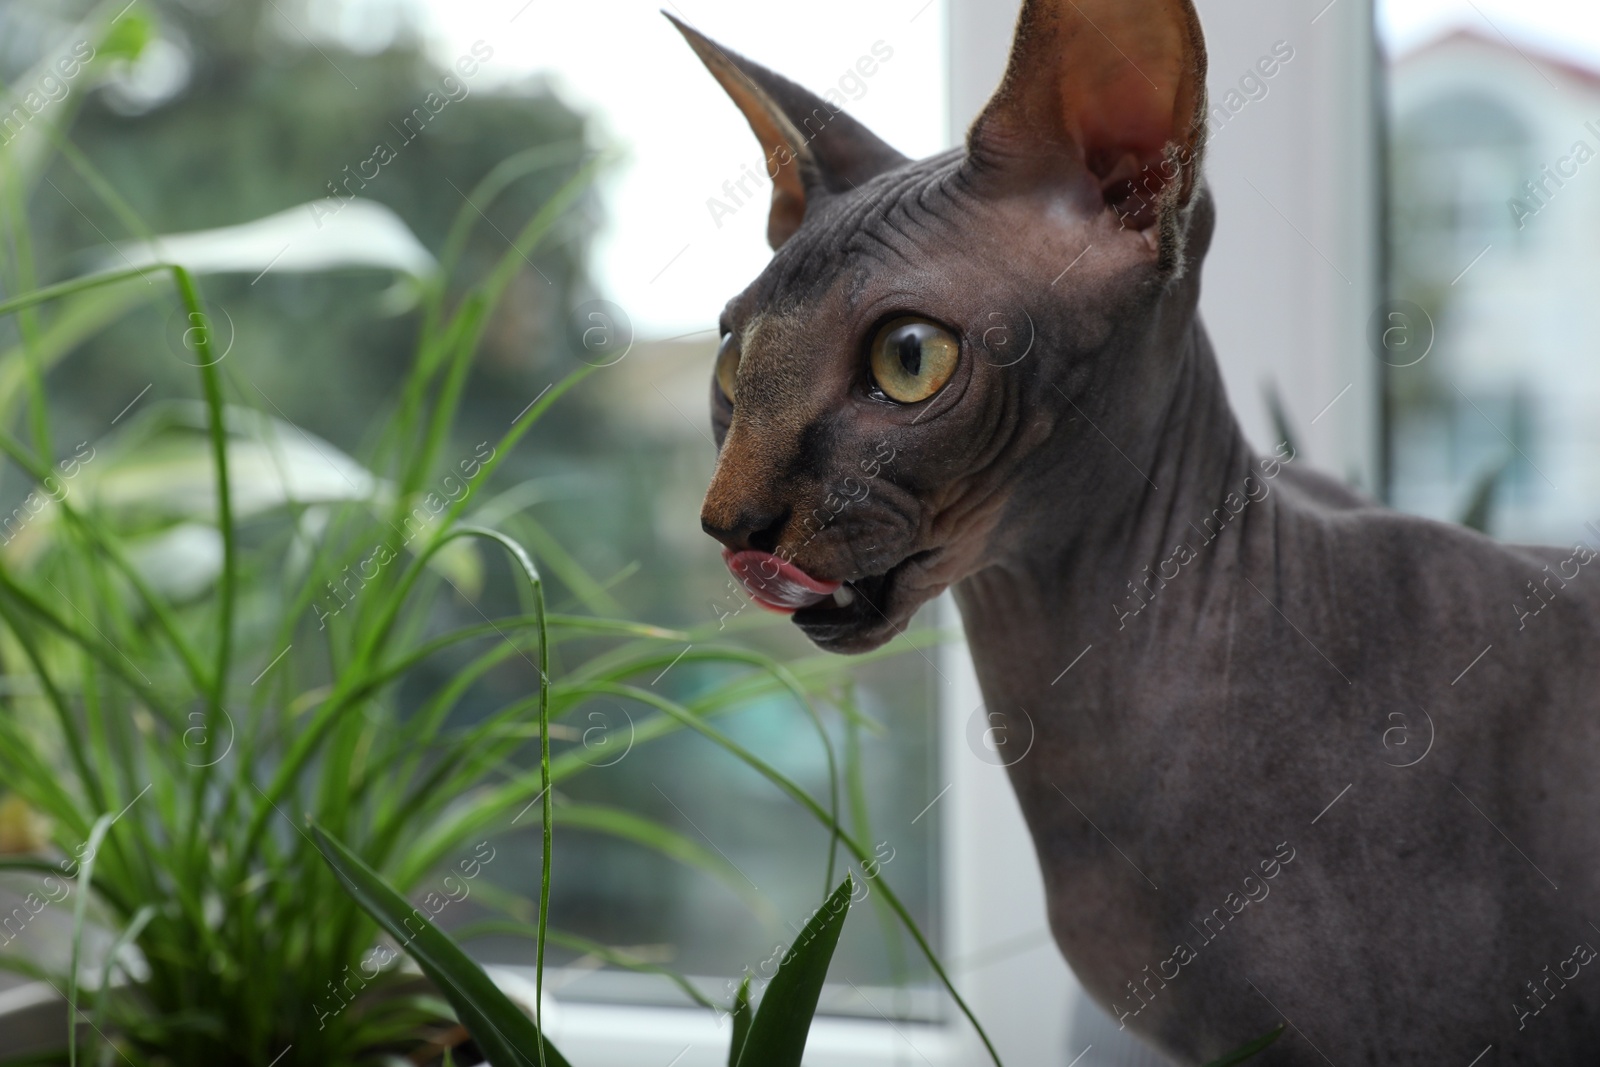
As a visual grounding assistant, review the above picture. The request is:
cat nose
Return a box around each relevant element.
[701,504,789,554]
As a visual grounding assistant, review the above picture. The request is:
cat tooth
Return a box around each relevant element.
[832,586,855,608]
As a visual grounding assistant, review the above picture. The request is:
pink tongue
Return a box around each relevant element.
[723,549,842,613]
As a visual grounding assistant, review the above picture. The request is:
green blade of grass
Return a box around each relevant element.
[91,904,156,1045]
[841,691,907,988]
[0,264,166,318]
[1458,456,1511,533]
[455,920,718,1012]
[552,803,772,918]
[564,680,1004,1067]
[500,514,621,616]
[310,825,570,1067]
[737,874,853,1067]
[243,374,592,856]
[728,976,752,1067]
[445,527,554,1067]
[1202,1024,1286,1067]
[67,810,119,1067]
[171,266,234,708]
[0,284,156,426]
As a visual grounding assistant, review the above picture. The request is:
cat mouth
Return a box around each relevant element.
[791,549,937,649]
[721,547,935,650]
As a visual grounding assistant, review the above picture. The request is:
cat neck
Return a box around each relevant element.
[953,318,1265,696]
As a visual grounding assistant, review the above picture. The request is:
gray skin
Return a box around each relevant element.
[677,15,1600,1066]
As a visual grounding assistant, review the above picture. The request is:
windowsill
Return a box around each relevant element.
[543,996,957,1067]
[517,965,945,1023]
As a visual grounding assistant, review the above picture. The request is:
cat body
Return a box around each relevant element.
[674,3,1600,1061]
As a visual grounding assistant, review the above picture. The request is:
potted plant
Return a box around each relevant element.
[0,8,964,1064]
[311,829,1286,1067]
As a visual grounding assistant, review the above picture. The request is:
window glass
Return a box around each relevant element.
[399,0,954,1015]
[422,1,954,1015]
[1382,0,1600,542]
[4,0,950,1023]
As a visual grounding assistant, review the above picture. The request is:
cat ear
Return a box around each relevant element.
[667,13,908,249]
[967,0,1208,242]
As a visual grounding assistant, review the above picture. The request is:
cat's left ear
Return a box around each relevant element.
[967,0,1209,268]
[667,14,908,250]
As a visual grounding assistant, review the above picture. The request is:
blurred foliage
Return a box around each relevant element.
[0,0,945,1035]
[3,0,595,465]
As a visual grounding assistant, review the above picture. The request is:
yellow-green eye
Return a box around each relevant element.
[715,333,740,403]
[869,318,959,404]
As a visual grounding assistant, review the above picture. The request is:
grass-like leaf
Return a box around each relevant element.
[0,56,974,1066]
[1458,455,1511,533]
[311,825,570,1067]
[728,976,752,1067]
[736,874,854,1067]
[1202,1023,1286,1067]
[67,810,118,1067]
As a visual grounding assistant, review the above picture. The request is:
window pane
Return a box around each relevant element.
[394,0,955,1018]
[1382,1,1600,540]
[5,0,949,1029]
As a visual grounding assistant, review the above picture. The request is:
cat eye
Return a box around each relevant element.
[714,332,741,404]
[868,317,960,404]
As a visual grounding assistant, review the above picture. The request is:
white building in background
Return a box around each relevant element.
[1389,29,1600,543]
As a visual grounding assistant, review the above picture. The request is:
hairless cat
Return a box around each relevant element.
[672,2,1600,1063]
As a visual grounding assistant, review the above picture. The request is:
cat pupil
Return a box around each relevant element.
[896,332,922,377]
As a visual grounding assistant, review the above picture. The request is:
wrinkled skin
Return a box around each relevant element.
[680,4,1600,1063]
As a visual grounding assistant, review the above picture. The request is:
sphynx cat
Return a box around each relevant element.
[673,2,1600,1063]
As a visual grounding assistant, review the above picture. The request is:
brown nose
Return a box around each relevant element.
[700,503,789,555]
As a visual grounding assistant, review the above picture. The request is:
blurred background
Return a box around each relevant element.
[0,0,948,1045]
[1383,0,1600,543]
[0,0,1597,1063]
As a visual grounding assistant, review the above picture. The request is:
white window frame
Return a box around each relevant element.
[541,1,1379,1062]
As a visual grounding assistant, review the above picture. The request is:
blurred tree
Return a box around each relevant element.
[3,0,600,472]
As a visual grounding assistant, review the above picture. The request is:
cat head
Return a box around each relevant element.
[676,0,1212,653]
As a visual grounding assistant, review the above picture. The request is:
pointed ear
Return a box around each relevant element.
[666,13,908,249]
[969,0,1208,260]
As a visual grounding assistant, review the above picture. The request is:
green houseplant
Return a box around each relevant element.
[0,6,970,1065]
[312,829,1286,1067]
